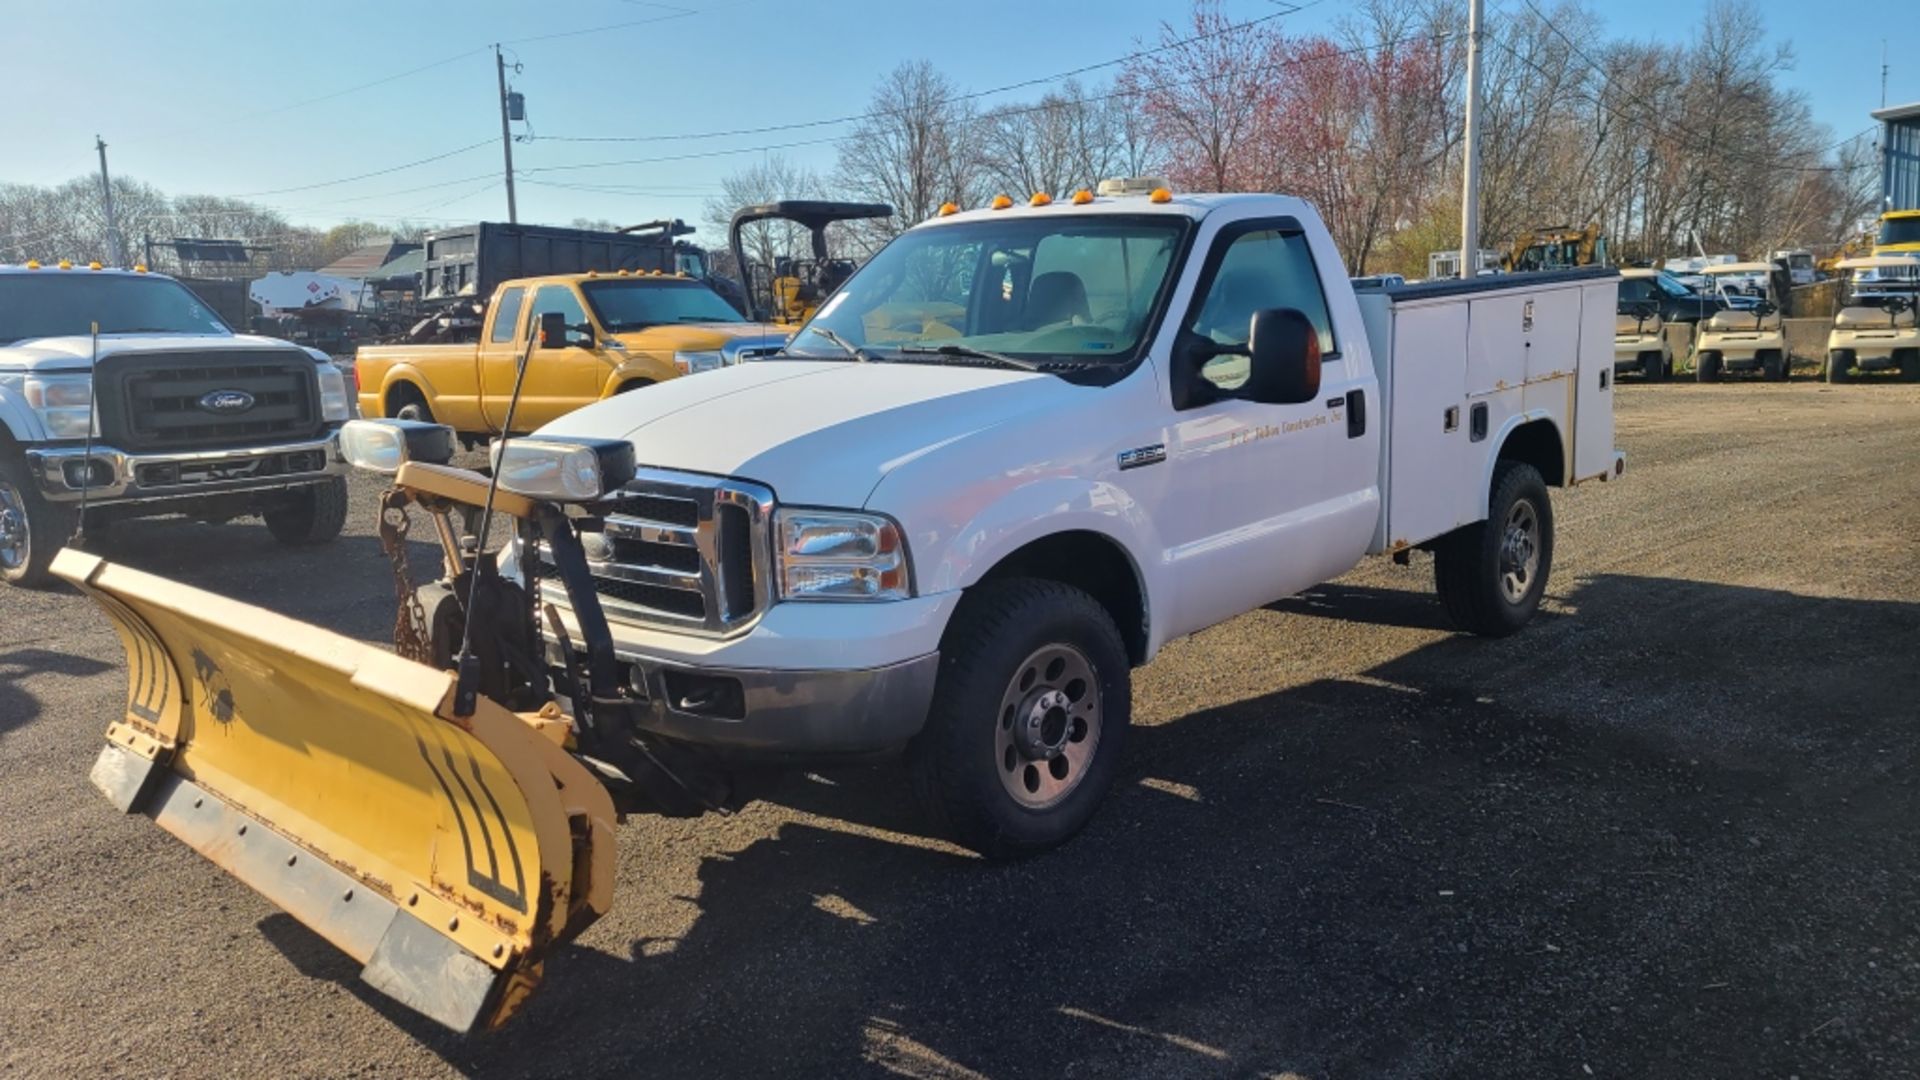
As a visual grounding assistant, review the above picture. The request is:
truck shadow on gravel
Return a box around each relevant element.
[274,574,1920,1078]
[0,648,114,735]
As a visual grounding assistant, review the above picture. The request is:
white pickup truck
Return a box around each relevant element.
[461,185,1625,857]
[0,264,353,586]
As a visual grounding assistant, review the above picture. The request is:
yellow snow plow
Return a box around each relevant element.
[60,545,616,1032]
[67,320,758,1032]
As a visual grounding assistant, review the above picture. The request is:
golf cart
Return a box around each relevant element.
[727,201,893,325]
[1691,262,1788,382]
[1614,269,1673,380]
[1825,255,1920,383]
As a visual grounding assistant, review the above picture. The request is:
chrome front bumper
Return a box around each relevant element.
[25,432,342,504]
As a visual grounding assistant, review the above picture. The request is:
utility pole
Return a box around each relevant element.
[494,46,518,224]
[95,135,124,267]
[1459,0,1484,279]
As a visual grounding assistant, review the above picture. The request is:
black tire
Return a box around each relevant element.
[0,455,76,589]
[1696,351,1722,382]
[1827,350,1853,384]
[1641,352,1667,382]
[263,476,349,546]
[1897,350,1920,383]
[906,577,1130,860]
[389,384,432,422]
[1761,351,1785,382]
[1433,461,1554,638]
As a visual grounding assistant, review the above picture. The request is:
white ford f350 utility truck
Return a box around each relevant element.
[381,186,1623,857]
[0,263,352,586]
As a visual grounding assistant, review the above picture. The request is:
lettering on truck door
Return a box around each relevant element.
[1159,218,1376,639]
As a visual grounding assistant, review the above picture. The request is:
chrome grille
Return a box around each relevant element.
[539,469,774,635]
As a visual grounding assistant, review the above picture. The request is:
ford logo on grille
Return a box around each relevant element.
[197,389,255,415]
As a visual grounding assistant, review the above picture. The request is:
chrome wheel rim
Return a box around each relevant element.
[1499,499,1540,605]
[0,480,29,571]
[994,643,1101,810]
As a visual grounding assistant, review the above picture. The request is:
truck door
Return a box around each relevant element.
[484,284,606,434]
[1159,219,1379,638]
[476,285,528,431]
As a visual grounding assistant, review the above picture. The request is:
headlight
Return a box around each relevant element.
[315,363,351,421]
[774,508,911,602]
[493,437,637,502]
[674,350,725,375]
[23,374,96,439]
[339,418,455,473]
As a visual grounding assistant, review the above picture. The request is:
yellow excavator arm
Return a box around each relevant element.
[60,546,615,1032]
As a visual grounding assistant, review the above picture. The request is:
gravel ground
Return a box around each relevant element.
[2,379,1917,1079]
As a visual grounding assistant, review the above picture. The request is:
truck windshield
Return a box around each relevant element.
[792,215,1188,364]
[578,279,742,329]
[0,275,230,344]
[1879,217,1920,246]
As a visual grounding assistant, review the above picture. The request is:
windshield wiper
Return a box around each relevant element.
[894,343,1040,372]
[800,326,877,362]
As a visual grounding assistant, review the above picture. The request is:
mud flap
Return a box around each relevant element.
[53,549,616,1033]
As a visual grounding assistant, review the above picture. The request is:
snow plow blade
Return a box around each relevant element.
[55,549,616,1033]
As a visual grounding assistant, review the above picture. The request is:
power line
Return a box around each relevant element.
[536,0,1321,145]
[224,140,497,198]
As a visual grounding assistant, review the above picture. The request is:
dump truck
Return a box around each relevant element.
[67,183,1624,1033]
[354,270,784,439]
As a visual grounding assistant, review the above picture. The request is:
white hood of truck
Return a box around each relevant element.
[1,332,305,369]
[536,359,1088,507]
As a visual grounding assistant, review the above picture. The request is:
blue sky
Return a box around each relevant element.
[5,0,1913,236]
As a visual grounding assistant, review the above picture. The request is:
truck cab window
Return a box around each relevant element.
[1189,228,1336,358]
[491,287,526,343]
[528,285,589,345]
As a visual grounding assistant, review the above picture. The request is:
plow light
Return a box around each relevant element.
[339,419,455,474]
[493,437,636,502]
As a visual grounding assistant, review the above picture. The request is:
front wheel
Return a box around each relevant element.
[906,578,1130,859]
[0,456,75,589]
[1696,351,1722,382]
[1433,461,1554,637]
[1641,352,1667,382]
[263,476,349,546]
[1761,351,1786,382]
[1827,351,1853,384]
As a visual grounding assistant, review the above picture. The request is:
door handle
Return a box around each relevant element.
[1345,390,1366,438]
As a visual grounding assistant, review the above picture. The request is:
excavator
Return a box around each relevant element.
[1501,224,1608,273]
[66,311,764,1034]
[727,200,892,325]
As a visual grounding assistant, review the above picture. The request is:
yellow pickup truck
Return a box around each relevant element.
[354,271,785,436]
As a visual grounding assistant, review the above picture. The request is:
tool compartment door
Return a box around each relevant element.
[1574,279,1618,480]
[1382,299,1470,548]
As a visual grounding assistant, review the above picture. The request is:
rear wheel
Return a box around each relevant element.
[389,384,433,422]
[1696,351,1722,382]
[0,456,75,589]
[263,477,348,546]
[1433,461,1554,637]
[906,578,1130,859]
[1827,350,1853,384]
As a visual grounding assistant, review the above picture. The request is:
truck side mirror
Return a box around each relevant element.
[1243,308,1321,405]
[539,311,568,350]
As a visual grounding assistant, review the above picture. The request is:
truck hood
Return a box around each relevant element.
[0,332,307,370]
[537,359,1085,506]
[606,321,786,355]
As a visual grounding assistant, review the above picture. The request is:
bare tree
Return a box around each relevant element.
[834,61,985,248]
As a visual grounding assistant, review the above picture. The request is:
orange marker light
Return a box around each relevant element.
[25,259,40,270]
[990,194,1013,210]
[88,261,103,270]
[133,264,148,273]
[1149,188,1173,204]
[1072,189,1094,205]
[58,259,73,270]
[1029,192,1052,206]
[938,201,959,217]
[617,268,630,276]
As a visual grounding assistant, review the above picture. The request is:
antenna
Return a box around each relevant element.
[1883,39,1889,109]
[450,317,541,717]
[73,321,100,547]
